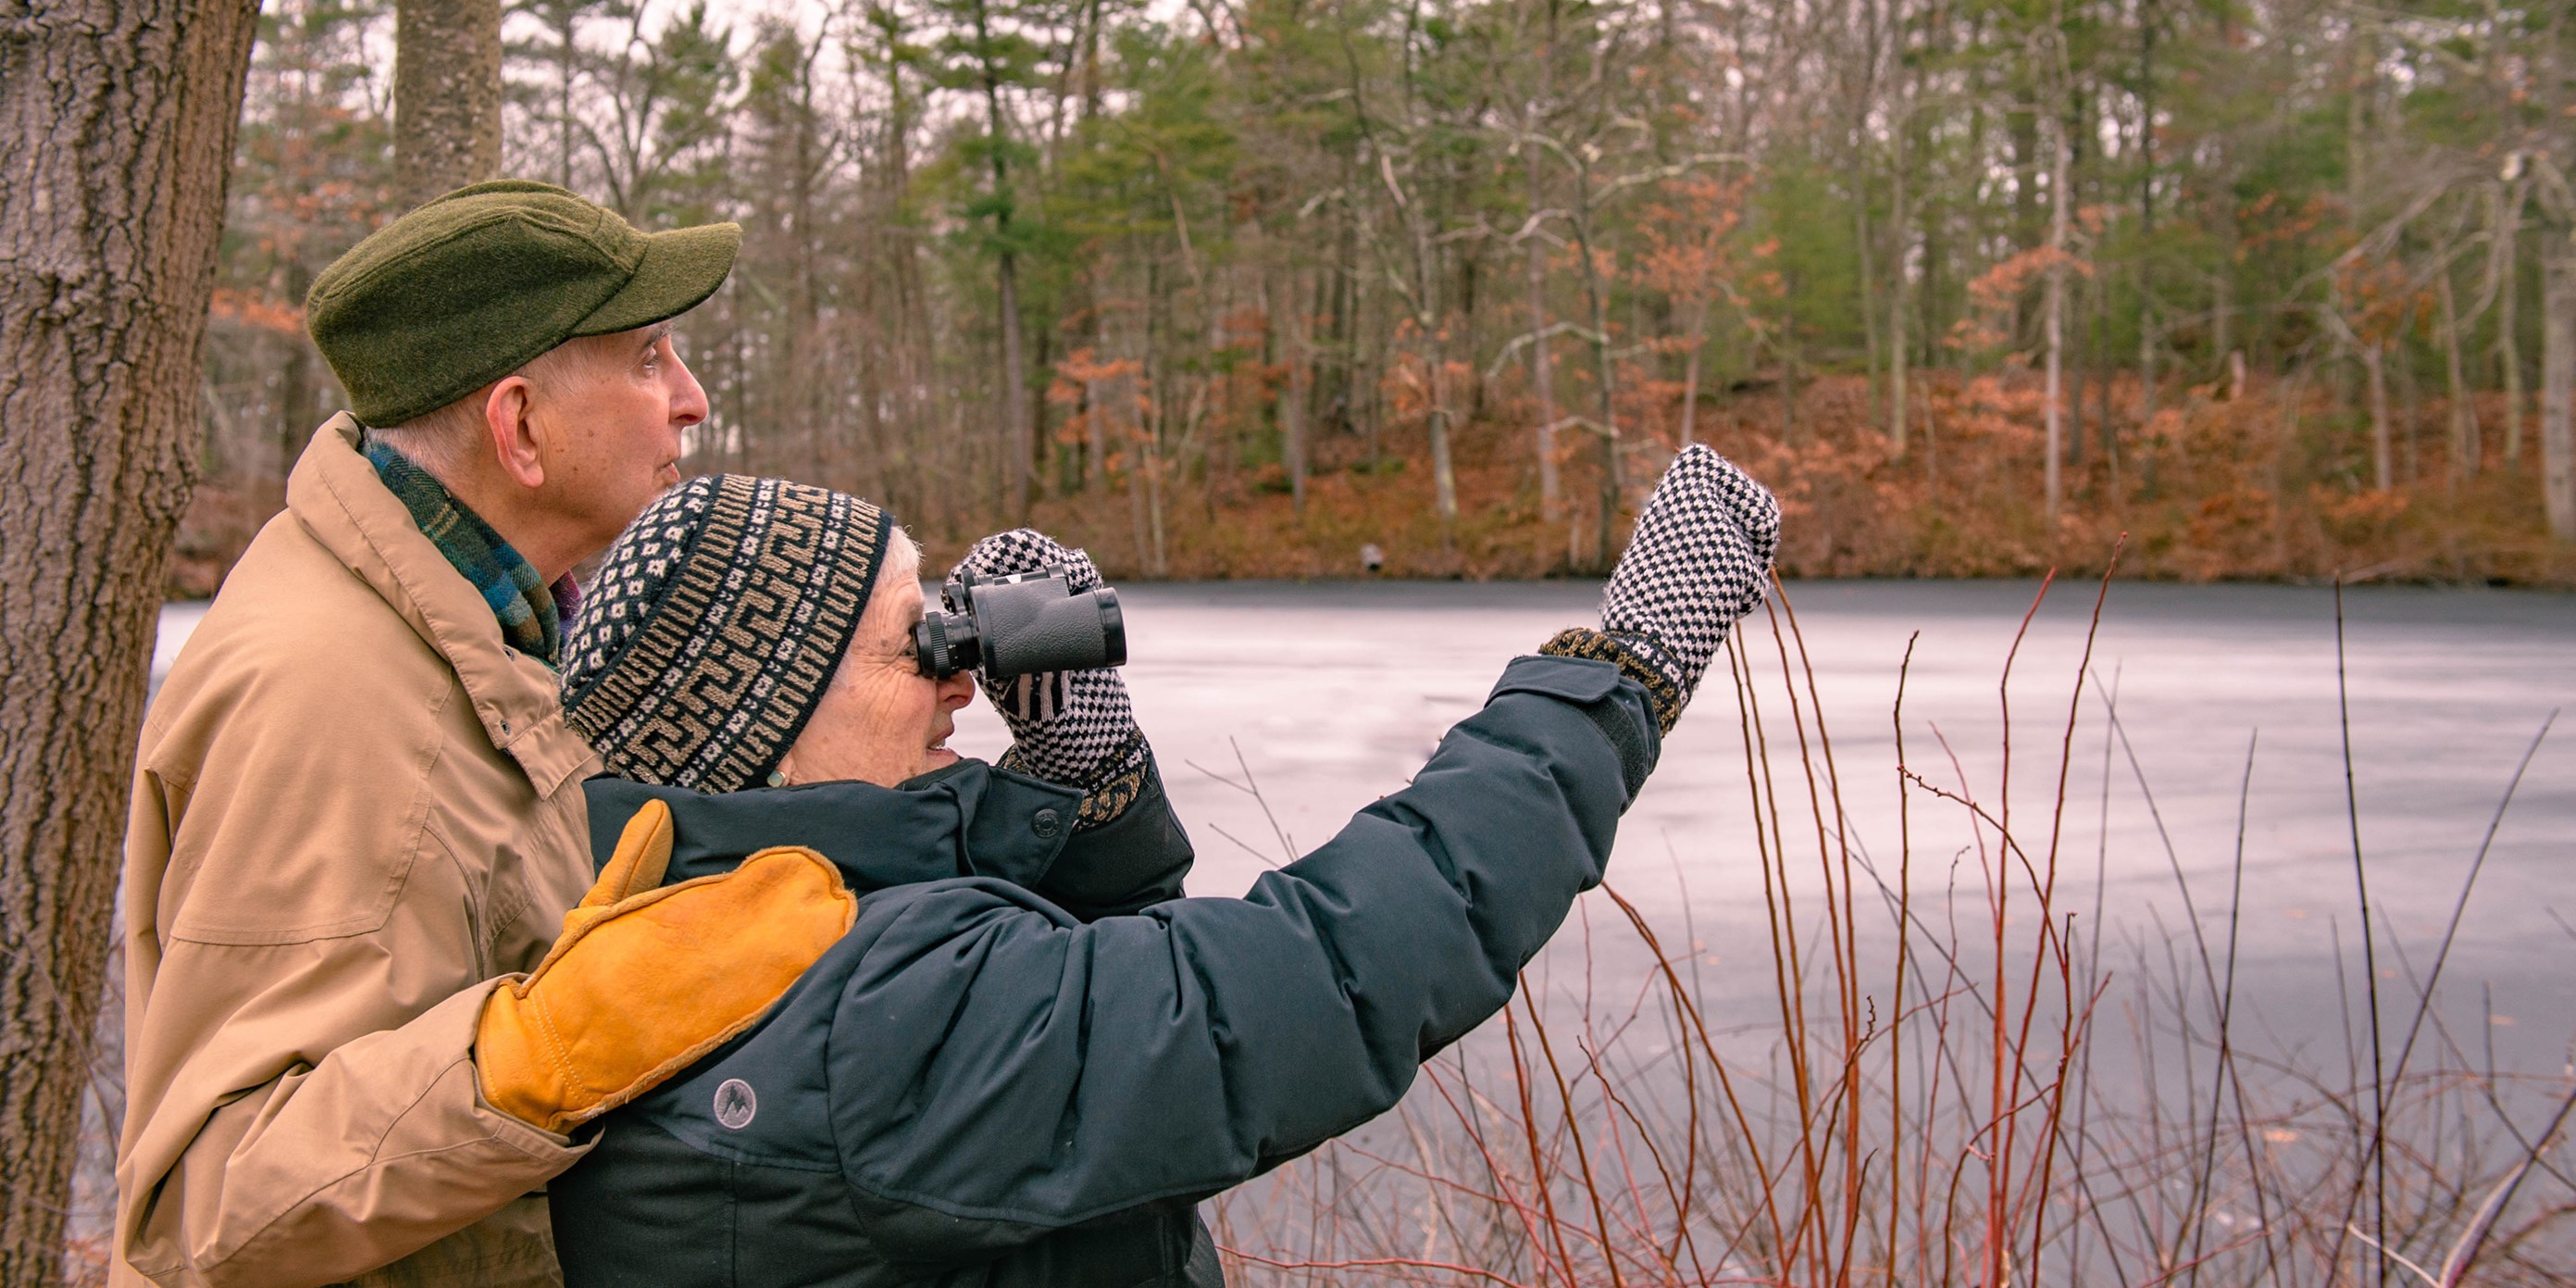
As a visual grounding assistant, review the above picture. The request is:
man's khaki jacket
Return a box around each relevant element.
[116,417,602,1288]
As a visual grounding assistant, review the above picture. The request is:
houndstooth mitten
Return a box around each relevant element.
[1541,444,1780,733]
[952,531,1151,831]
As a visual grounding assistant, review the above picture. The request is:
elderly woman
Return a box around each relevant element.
[541,449,1778,1287]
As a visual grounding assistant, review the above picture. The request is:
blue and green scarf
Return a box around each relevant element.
[367,439,565,667]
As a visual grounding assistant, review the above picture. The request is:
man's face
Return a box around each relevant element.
[528,322,708,558]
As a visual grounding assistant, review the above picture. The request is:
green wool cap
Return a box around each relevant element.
[306,180,741,428]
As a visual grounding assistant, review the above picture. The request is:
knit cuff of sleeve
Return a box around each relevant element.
[1002,730,1152,832]
[1539,628,1686,735]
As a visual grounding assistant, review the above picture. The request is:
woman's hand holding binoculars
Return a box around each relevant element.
[952,530,1151,830]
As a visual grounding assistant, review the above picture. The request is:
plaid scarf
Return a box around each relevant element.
[367,438,563,667]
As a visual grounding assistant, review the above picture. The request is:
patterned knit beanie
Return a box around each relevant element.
[561,474,895,793]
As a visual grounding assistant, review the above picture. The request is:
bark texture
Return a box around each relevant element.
[394,0,504,207]
[0,0,259,1278]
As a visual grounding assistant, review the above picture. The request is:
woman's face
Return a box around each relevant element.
[775,556,977,789]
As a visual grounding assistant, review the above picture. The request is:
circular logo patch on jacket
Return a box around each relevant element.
[714,1078,757,1130]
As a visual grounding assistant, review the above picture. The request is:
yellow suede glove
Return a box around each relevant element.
[476,798,857,1134]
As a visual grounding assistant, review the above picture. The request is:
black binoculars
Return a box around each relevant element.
[915,565,1127,682]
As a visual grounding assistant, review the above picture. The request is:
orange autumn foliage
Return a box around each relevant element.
[172,367,2573,597]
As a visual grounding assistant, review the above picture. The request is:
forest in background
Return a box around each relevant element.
[179,0,2576,593]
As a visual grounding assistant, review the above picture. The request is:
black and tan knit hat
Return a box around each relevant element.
[561,475,895,793]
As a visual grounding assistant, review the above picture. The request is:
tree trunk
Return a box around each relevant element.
[2543,233,2574,542]
[1521,5,1562,522]
[1127,381,1151,570]
[1416,314,1457,538]
[2437,267,2478,484]
[2363,341,2393,492]
[971,0,1032,523]
[2067,74,2088,468]
[2212,229,2234,369]
[1779,291,1799,447]
[994,253,1030,522]
[2068,270,2087,465]
[556,4,576,188]
[2043,87,2070,525]
[1678,296,1711,447]
[1282,269,1308,514]
[2096,269,2118,483]
[2008,76,2042,359]
[276,267,319,494]
[1523,159,1562,522]
[1388,144,1457,540]
[1887,106,1911,456]
[0,0,257,1278]
[2135,0,2158,427]
[1573,193,1620,568]
[393,0,503,207]
[1084,369,1106,493]
[1855,151,1881,431]
[2396,327,2421,484]
[1428,386,1459,540]
[278,338,310,488]
[2060,46,2081,473]
[1088,266,1113,494]
[2495,181,2527,469]
[1031,319,1058,503]
[1144,395,1167,576]
[1323,183,1356,435]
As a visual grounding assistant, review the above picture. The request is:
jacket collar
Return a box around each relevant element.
[583,764,1083,894]
[288,415,597,796]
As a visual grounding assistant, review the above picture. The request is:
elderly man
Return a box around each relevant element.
[114,181,856,1288]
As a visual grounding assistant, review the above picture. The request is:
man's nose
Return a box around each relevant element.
[668,350,710,427]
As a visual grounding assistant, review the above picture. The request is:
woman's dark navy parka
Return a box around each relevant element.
[548,654,1661,1287]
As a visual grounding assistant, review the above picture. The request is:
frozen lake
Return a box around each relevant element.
[955,580,2576,1080]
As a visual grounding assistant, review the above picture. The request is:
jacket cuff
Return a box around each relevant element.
[1001,730,1150,833]
[1538,628,1685,735]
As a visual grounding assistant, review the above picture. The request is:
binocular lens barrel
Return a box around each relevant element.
[915,567,1126,682]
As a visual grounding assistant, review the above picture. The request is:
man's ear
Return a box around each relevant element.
[482,376,546,491]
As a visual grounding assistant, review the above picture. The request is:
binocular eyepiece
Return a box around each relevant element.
[915,565,1127,682]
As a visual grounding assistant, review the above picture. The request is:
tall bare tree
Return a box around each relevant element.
[394,0,504,206]
[0,0,259,1278]
[2040,20,2072,524]
[1517,0,1564,524]
[944,0,1039,523]
[2493,177,2530,468]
